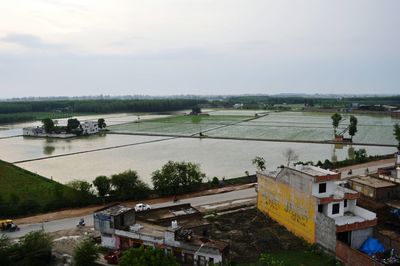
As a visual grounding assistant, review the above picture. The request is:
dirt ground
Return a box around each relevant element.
[15,183,255,225]
[209,208,307,263]
[335,157,395,172]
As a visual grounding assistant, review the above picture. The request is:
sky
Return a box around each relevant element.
[0,0,399,98]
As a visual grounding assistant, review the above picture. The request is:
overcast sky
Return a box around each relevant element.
[0,0,399,98]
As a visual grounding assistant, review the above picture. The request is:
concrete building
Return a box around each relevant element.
[80,121,99,135]
[257,164,377,253]
[94,204,229,266]
[349,175,399,201]
[23,126,46,136]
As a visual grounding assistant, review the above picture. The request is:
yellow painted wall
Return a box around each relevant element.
[257,175,317,243]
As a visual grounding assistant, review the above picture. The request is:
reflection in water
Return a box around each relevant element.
[43,146,56,155]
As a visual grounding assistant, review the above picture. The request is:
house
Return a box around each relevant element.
[80,121,99,135]
[349,175,398,201]
[94,204,229,266]
[23,126,45,136]
[257,164,377,253]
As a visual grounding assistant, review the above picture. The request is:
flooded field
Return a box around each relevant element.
[110,111,398,145]
[0,110,397,185]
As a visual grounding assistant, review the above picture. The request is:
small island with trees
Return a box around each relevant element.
[22,118,106,138]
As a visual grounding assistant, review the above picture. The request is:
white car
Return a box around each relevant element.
[134,203,151,212]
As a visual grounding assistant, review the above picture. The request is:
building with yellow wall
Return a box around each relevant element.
[257,165,377,252]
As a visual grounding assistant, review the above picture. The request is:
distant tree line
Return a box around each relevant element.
[0,99,206,114]
[217,95,400,110]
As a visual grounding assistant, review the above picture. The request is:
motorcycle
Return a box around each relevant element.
[76,218,85,227]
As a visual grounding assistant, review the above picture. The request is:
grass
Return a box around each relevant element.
[0,159,91,217]
[237,250,338,266]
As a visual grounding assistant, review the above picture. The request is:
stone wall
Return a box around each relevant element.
[315,212,336,252]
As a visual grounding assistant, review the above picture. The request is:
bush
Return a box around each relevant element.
[73,238,99,266]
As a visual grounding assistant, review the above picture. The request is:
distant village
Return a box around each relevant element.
[23,118,106,138]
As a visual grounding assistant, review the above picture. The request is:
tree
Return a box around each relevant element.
[252,156,266,171]
[348,115,358,141]
[394,123,400,150]
[354,148,367,162]
[41,118,55,133]
[191,106,201,115]
[283,148,299,166]
[67,118,81,133]
[73,238,99,266]
[0,235,12,266]
[93,175,111,198]
[67,180,93,195]
[16,230,53,266]
[119,246,178,266]
[111,170,150,200]
[152,161,205,196]
[98,118,106,129]
[331,113,342,135]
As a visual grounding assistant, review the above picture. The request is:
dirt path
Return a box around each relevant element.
[14,183,255,225]
[335,157,395,171]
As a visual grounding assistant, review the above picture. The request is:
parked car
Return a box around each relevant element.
[134,203,151,212]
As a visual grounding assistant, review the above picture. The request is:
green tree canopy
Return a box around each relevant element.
[98,118,106,129]
[119,246,178,266]
[7,230,53,266]
[152,161,205,196]
[67,118,81,133]
[252,156,266,171]
[348,115,358,140]
[331,113,342,134]
[93,175,111,198]
[111,170,150,200]
[73,238,99,266]
[41,118,55,133]
[67,180,93,195]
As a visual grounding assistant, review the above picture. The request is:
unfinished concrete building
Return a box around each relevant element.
[257,165,377,253]
[94,204,229,266]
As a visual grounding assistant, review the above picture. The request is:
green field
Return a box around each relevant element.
[0,160,91,217]
[109,115,253,135]
[109,111,398,145]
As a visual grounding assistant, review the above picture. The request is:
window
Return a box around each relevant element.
[318,204,323,213]
[332,203,340,215]
[344,199,347,208]
[319,183,327,193]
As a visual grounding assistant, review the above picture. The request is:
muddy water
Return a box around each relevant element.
[10,136,395,185]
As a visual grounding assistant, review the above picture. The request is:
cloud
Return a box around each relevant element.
[0,33,65,51]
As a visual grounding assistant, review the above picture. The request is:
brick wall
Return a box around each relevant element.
[336,241,383,266]
[375,230,400,251]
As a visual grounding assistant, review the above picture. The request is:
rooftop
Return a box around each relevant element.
[351,176,397,189]
[293,164,338,177]
[94,204,132,216]
[334,211,368,226]
[135,203,200,222]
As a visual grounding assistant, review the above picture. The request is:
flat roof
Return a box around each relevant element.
[294,164,337,177]
[136,204,200,222]
[351,176,397,189]
[95,204,132,216]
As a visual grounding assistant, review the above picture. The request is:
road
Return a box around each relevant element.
[3,188,256,239]
[339,162,394,179]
